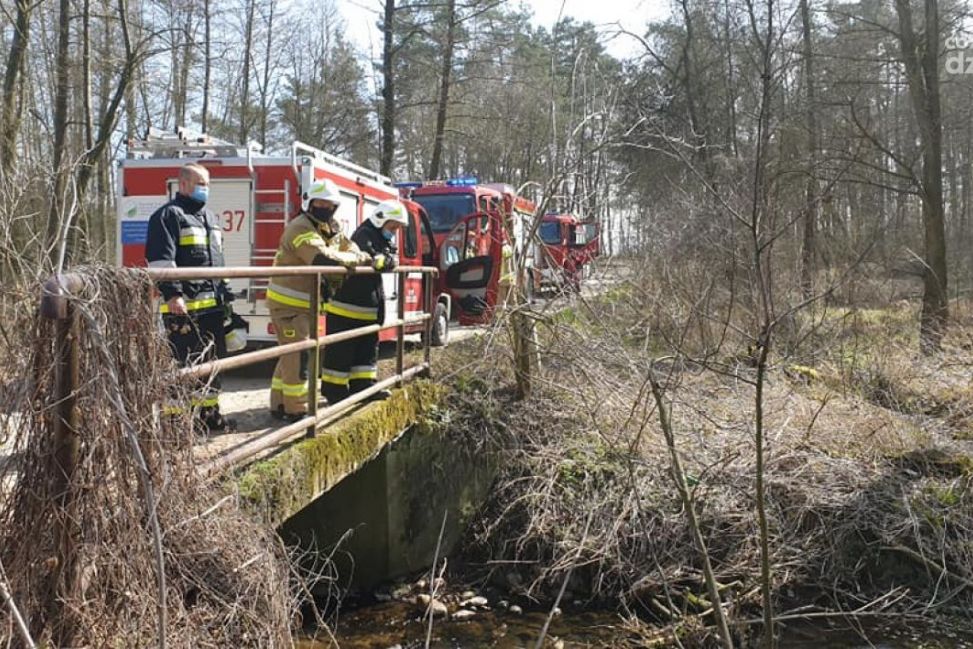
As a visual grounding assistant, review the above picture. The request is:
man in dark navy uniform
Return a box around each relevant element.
[146,162,233,432]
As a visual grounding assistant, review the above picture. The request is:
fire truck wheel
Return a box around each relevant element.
[428,301,449,347]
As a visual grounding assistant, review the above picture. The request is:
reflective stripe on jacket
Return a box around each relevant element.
[145,194,227,312]
[331,221,394,323]
[267,213,365,311]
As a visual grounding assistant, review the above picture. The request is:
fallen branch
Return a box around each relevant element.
[0,558,36,649]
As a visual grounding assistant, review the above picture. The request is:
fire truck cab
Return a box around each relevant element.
[534,213,599,293]
[117,129,450,347]
[399,178,536,326]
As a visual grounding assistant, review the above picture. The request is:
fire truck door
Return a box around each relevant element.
[395,207,425,324]
[168,178,253,298]
[440,212,500,324]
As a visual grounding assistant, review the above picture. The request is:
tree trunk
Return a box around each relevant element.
[722,0,737,156]
[0,0,32,180]
[747,0,777,642]
[175,6,195,127]
[380,0,396,176]
[259,0,276,149]
[77,0,96,257]
[678,0,706,161]
[964,117,972,286]
[125,69,137,141]
[428,0,456,179]
[99,5,114,262]
[895,0,947,352]
[46,0,73,267]
[239,0,256,143]
[648,375,735,649]
[799,0,818,299]
[76,0,138,201]
[202,0,211,132]
[82,0,94,152]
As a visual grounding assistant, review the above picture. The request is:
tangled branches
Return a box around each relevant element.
[0,267,293,648]
[458,259,973,641]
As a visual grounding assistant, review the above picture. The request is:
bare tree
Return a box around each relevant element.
[239,0,257,143]
[202,0,212,132]
[428,0,457,179]
[380,0,397,176]
[257,0,277,148]
[894,0,947,352]
[0,0,33,179]
[46,0,74,263]
[799,0,818,300]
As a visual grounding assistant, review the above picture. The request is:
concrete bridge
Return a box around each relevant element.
[32,265,495,591]
[199,337,493,589]
[22,263,621,590]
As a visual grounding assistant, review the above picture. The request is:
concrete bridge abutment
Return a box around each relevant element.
[236,381,495,590]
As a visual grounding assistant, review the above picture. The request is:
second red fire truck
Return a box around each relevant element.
[398,178,539,325]
[535,212,601,293]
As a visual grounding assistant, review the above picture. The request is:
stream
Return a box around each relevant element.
[296,600,973,648]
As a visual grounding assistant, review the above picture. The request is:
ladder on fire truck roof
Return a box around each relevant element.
[126,127,259,159]
[127,129,392,188]
[290,140,392,187]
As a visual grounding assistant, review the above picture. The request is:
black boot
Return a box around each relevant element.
[321,383,348,405]
[202,409,236,433]
[270,405,306,423]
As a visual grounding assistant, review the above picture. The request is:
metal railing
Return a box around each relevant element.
[41,264,439,476]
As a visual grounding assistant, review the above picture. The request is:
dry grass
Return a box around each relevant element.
[0,267,296,648]
[450,263,973,643]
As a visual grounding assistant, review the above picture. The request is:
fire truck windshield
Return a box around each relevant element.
[414,194,476,233]
[539,221,561,244]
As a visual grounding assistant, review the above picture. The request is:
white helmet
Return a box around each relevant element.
[368,199,409,228]
[301,178,343,212]
[223,311,249,353]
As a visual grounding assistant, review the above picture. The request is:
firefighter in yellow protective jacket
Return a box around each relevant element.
[267,178,371,421]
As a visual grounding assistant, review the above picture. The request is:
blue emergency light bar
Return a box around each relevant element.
[446,176,478,186]
[393,181,424,189]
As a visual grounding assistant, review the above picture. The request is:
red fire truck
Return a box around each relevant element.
[580,218,601,261]
[534,213,600,293]
[398,178,537,325]
[117,129,450,346]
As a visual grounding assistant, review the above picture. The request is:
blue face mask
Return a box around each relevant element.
[191,184,209,204]
[382,230,394,241]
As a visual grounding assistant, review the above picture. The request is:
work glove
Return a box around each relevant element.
[372,254,397,272]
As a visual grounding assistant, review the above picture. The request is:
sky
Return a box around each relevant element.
[338,0,672,61]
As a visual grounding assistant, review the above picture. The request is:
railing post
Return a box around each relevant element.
[40,275,82,645]
[396,270,406,385]
[307,273,321,438]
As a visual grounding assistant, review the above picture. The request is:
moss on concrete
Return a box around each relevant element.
[236,380,448,527]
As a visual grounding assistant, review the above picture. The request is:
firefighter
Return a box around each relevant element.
[321,199,407,403]
[497,232,515,309]
[267,178,372,421]
[146,162,234,432]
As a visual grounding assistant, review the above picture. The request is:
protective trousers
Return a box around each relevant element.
[164,310,226,427]
[320,313,379,404]
[270,306,311,416]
